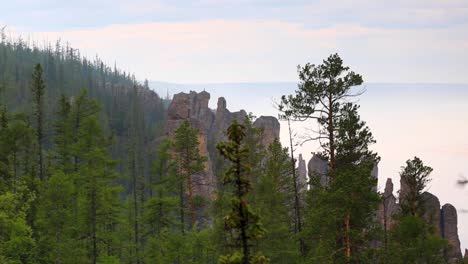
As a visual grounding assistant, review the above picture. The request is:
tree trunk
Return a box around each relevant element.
[345,214,351,261]
[236,156,250,264]
[188,175,196,228]
[287,118,305,256]
[328,92,336,173]
[179,179,185,235]
[91,186,98,264]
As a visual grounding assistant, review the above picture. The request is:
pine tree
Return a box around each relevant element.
[279,54,363,175]
[387,157,447,263]
[279,54,375,262]
[301,103,380,263]
[399,157,433,217]
[144,139,178,262]
[51,95,73,172]
[36,171,77,263]
[173,120,206,232]
[217,120,268,264]
[74,113,121,264]
[68,90,100,173]
[254,138,301,262]
[31,64,46,181]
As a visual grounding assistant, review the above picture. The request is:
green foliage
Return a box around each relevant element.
[280,53,364,174]
[282,54,381,263]
[0,107,35,192]
[75,115,122,263]
[382,157,448,263]
[0,186,36,263]
[36,171,79,264]
[31,64,46,181]
[399,157,434,217]
[253,139,302,263]
[173,120,207,230]
[386,216,447,264]
[0,40,459,264]
[217,120,268,264]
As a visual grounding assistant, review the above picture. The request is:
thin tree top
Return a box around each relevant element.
[279,53,363,121]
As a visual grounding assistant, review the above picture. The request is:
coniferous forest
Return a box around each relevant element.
[0,32,463,264]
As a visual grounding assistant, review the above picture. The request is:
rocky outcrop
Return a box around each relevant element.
[308,154,329,187]
[165,91,216,200]
[253,116,280,148]
[379,176,462,262]
[297,154,308,192]
[165,91,280,199]
[211,97,247,145]
[378,178,399,230]
[399,172,410,203]
[441,204,462,262]
[421,192,442,235]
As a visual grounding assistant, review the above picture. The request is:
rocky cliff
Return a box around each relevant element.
[297,154,308,192]
[165,91,280,199]
[441,204,463,262]
[307,153,329,187]
[378,178,399,230]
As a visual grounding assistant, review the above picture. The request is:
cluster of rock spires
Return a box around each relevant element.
[164,91,463,262]
[165,90,280,200]
[307,153,464,263]
[378,177,463,262]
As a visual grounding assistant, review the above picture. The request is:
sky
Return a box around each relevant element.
[2,0,468,84]
[3,0,468,253]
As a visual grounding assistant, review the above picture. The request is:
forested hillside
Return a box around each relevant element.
[0,32,166,185]
[0,32,463,264]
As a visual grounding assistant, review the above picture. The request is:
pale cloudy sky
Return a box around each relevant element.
[3,0,468,83]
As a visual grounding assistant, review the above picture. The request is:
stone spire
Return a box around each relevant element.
[297,154,308,192]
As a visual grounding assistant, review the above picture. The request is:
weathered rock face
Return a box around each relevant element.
[308,154,329,187]
[464,249,468,262]
[378,178,399,230]
[421,192,441,235]
[253,116,280,148]
[165,91,216,199]
[211,97,247,145]
[441,204,462,262]
[165,91,280,199]
[399,172,410,203]
[297,154,308,192]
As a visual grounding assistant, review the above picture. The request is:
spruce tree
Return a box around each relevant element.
[74,111,121,264]
[254,138,301,262]
[51,95,73,173]
[217,120,268,264]
[31,63,46,181]
[36,171,76,263]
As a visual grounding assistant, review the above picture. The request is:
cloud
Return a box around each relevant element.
[8,19,468,83]
[4,0,468,32]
